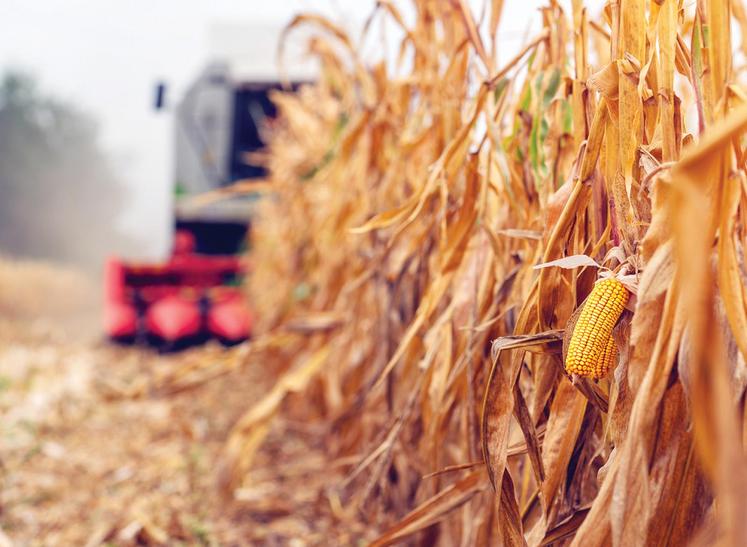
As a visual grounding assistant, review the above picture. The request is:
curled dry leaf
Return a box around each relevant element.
[532,254,601,270]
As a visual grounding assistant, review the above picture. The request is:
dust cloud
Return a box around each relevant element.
[0,69,141,276]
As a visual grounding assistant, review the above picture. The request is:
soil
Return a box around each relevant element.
[0,259,372,547]
[0,257,375,546]
[0,258,321,546]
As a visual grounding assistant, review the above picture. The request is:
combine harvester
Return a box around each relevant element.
[104,212,251,348]
[104,26,313,349]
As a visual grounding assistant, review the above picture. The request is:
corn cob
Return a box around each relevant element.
[565,278,629,379]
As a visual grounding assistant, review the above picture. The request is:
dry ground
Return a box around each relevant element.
[0,258,367,546]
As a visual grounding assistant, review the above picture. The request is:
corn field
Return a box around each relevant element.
[219,0,747,544]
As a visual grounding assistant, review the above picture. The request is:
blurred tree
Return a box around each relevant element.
[0,70,136,268]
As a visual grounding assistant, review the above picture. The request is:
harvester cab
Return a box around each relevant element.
[104,62,297,349]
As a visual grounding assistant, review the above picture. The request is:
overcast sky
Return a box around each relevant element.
[1,1,595,258]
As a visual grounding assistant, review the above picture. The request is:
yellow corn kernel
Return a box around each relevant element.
[565,278,629,379]
[596,333,618,379]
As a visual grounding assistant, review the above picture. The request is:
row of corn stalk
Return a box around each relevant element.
[220,0,747,544]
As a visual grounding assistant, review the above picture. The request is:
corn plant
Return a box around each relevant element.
[221,1,747,544]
